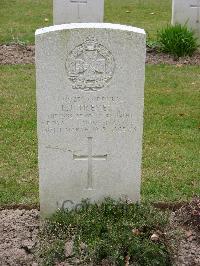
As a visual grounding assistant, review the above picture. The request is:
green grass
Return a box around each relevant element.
[0,64,199,205]
[0,0,171,44]
[0,0,52,44]
[143,65,200,201]
[39,199,170,266]
[0,65,38,204]
[105,0,171,40]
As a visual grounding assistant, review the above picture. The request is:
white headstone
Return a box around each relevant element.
[35,23,146,217]
[172,0,200,40]
[53,0,104,24]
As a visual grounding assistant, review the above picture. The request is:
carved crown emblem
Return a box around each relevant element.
[66,37,115,91]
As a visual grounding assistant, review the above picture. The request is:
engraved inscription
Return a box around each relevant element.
[190,4,200,7]
[42,95,137,135]
[70,0,87,2]
[73,137,107,190]
[66,37,115,91]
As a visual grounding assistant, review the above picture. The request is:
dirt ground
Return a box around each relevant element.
[0,198,199,266]
[0,209,39,266]
[0,44,35,65]
[168,198,200,266]
[0,44,200,65]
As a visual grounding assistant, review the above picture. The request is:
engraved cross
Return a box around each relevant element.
[190,1,200,23]
[70,0,87,21]
[73,137,107,190]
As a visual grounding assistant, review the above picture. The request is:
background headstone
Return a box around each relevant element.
[35,23,146,217]
[53,0,104,24]
[172,0,200,40]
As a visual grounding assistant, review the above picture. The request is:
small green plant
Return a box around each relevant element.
[40,199,171,265]
[39,240,65,266]
[146,39,160,49]
[10,37,28,46]
[157,24,198,58]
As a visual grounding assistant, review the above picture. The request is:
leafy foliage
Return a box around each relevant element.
[40,199,171,265]
[146,40,160,49]
[157,24,199,58]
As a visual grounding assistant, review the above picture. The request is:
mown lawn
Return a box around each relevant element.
[0,0,171,44]
[0,65,38,204]
[0,64,199,205]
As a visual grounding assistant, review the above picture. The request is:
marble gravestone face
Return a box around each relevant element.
[35,23,146,217]
[53,0,104,24]
[172,0,200,40]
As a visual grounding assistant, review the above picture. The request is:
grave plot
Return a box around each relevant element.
[0,1,200,265]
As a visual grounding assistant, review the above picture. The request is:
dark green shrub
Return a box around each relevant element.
[157,24,199,58]
[40,198,171,265]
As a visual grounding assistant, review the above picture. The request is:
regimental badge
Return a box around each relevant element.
[66,37,115,91]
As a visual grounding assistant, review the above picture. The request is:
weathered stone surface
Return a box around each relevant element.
[35,23,146,217]
[53,0,104,24]
[172,0,200,40]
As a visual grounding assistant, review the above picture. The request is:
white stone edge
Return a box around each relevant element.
[35,23,145,36]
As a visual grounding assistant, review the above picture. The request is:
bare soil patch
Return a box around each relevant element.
[0,209,39,266]
[0,44,35,65]
[146,47,200,65]
[168,198,200,266]
[0,198,199,265]
[0,44,200,65]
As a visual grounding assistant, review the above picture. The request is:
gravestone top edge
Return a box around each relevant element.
[35,23,146,36]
